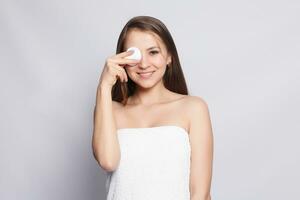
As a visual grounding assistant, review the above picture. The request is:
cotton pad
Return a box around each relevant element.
[125,47,142,61]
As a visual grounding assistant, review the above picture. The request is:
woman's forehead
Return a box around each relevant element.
[124,30,165,51]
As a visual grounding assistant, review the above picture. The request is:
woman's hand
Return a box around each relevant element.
[98,50,139,89]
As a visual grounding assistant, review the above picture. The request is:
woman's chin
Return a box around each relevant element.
[136,81,155,89]
[134,78,160,89]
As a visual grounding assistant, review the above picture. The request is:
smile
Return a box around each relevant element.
[137,71,155,79]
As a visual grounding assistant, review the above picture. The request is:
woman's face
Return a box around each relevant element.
[124,29,171,89]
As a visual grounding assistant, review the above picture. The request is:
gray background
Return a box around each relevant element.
[1,0,299,199]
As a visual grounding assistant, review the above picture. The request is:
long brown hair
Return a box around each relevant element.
[112,16,188,105]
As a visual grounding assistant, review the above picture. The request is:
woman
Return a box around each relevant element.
[92,16,214,200]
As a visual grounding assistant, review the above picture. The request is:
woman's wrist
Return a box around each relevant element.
[97,82,112,93]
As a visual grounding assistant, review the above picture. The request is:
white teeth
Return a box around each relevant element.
[138,71,154,78]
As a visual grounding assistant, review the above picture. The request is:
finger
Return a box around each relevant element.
[114,50,135,58]
[115,69,124,82]
[120,63,138,68]
[108,64,123,82]
[120,67,128,82]
[123,69,128,82]
[112,65,126,82]
[113,58,140,66]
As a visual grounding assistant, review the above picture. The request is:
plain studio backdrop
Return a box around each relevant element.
[1,0,299,199]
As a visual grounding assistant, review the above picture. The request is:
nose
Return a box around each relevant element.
[138,52,150,69]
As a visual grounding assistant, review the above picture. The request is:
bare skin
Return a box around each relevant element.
[114,93,189,131]
[92,28,213,200]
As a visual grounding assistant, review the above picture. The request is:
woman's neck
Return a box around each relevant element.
[128,84,172,106]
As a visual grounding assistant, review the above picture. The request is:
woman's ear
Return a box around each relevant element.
[167,55,172,65]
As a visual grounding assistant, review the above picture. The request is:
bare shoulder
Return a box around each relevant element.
[183,95,210,112]
[183,95,211,131]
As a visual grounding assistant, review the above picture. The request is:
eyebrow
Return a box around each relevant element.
[147,46,160,50]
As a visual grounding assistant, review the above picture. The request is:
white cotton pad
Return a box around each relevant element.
[125,47,142,61]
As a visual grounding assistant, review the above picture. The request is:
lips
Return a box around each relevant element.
[137,71,155,78]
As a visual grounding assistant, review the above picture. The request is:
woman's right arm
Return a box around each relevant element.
[92,50,139,172]
[92,84,120,172]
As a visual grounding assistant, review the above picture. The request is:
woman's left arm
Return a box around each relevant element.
[188,96,214,200]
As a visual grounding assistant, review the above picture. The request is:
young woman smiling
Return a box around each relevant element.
[92,16,214,200]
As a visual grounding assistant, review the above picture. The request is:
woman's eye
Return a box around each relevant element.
[150,51,158,55]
